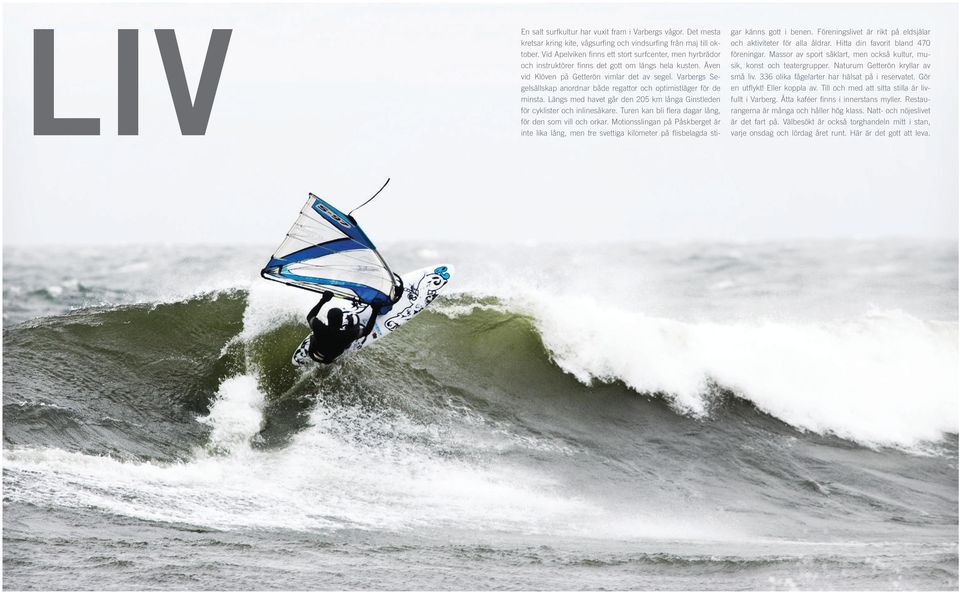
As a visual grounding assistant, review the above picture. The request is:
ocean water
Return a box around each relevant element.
[3,240,957,590]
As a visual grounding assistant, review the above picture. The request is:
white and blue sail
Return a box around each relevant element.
[261,194,398,306]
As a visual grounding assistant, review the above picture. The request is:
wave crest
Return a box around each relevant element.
[5,288,957,453]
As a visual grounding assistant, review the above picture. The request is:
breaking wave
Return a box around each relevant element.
[3,286,957,542]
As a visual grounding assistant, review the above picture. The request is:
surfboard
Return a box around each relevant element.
[292,264,453,366]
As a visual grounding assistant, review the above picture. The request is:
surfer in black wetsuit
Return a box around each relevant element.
[305,291,380,364]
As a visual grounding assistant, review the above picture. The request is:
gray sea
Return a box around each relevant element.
[3,240,957,590]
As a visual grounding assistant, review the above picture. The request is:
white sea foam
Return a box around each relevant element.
[525,293,958,449]
[195,375,266,453]
[238,280,314,340]
[3,371,731,541]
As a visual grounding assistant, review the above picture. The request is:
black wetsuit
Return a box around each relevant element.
[306,292,379,364]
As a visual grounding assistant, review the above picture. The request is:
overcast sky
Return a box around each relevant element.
[3,2,957,245]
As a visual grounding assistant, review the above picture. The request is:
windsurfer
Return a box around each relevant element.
[305,290,381,364]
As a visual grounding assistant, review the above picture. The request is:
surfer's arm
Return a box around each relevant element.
[306,291,334,322]
[359,305,381,339]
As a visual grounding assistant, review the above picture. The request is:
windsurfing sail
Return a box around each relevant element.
[261,193,398,306]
